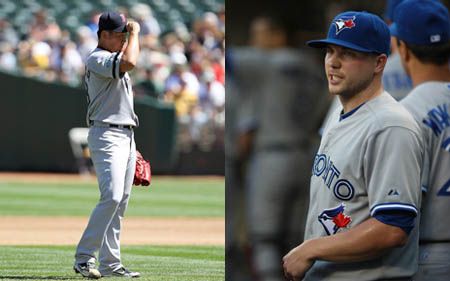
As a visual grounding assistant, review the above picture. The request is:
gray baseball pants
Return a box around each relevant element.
[75,126,136,275]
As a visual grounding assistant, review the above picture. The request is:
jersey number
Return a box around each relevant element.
[437,178,450,196]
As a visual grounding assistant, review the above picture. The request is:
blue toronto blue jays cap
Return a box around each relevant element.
[307,11,391,55]
[98,11,127,33]
[390,0,450,45]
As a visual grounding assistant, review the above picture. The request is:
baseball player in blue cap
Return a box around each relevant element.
[283,11,423,281]
[73,11,141,278]
[389,1,450,280]
[382,0,414,101]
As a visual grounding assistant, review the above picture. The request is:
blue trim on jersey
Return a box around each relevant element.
[374,211,415,235]
[112,52,120,79]
[339,102,366,121]
[442,137,450,151]
[370,202,418,217]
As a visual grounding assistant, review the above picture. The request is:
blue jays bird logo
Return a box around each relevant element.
[318,203,352,235]
[334,16,356,34]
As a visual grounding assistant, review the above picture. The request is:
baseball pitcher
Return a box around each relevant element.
[73,11,141,278]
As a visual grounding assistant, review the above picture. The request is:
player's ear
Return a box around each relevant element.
[397,40,410,64]
[374,53,388,74]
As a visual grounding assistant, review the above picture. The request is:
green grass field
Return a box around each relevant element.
[0,176,224,281]
[0,245,224,281]
[0,177,224,217]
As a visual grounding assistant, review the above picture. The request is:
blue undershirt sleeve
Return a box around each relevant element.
[373,210,416,235]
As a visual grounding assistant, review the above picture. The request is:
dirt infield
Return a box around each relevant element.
[0,216,224,246]
[0,173,224,246]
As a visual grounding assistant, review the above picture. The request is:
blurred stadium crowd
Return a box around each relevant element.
[0,0,224,151]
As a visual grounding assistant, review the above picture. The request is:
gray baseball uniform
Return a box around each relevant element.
[233,47,327,281]
[75,47,138,275]
[304,92,423,281]
[382,52,413,101]
[401,82,450,281]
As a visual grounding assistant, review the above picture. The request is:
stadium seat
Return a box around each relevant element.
[5,0,223,37]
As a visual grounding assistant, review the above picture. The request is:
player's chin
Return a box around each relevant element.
[328,84,342,95]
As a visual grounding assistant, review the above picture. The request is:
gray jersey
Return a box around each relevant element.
[232,47,327,150]
[382,53,413,101]
[230,46,328,281]
[304,92,423,281]
[231,47,267,135]
[85,47,138,126]
[401,82,450,242]
[253,48,326,150]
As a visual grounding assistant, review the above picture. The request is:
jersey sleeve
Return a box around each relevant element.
[87,51,123,79]
[374,211,415,234]
[364,127,423,217]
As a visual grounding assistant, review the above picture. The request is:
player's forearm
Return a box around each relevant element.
[307,218,408,262]
[121,32,140,70]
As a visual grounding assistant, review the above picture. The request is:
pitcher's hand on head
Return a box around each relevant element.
[126,21,140,34]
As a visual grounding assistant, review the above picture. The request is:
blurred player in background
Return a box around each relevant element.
[229,15,328,281]
[389,1,450,280]
[225,66,252,280]
[382,0,413,101]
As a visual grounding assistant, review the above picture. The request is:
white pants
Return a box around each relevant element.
[75,126,136,275]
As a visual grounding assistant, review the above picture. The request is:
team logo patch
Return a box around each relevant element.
[318,203,352,235]
[334,16,356,34]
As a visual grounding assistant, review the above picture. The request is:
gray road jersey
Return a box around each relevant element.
[254,48,327,150]
[85,48,138,127]
[304,92,423,281]
[382,53,413,101]
[230,47,266,135]
[401,82,450,242]
[232,47,327,151]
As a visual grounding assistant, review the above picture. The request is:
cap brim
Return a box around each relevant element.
[307,38,375,53]
[112,24,127,33]
[389,23,398,37]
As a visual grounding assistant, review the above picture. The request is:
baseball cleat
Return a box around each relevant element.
[108,267,140,278]
[74,262,102,279]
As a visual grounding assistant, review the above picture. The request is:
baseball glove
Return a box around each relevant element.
[133,150,151,186]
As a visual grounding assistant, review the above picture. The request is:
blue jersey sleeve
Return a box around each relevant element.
[374,210,416,235]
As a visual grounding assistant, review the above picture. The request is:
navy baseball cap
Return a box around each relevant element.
[390,0,450,45]
[98,12,127,33]
[307,11,391,55]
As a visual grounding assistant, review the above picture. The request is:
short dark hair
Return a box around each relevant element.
[398,40,450,65]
